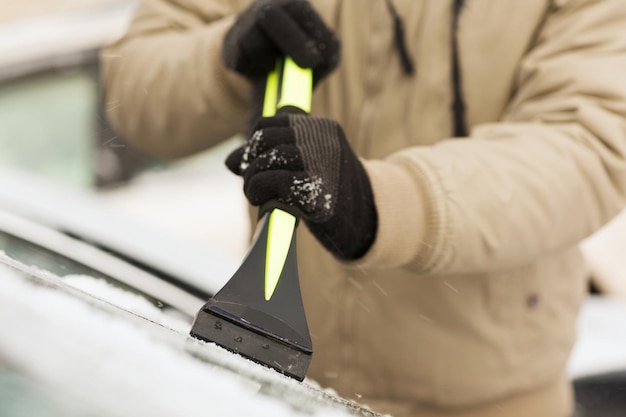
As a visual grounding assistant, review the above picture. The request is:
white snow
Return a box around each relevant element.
[568,296,626,379]
[238,129,263,173]
[97,141,250,262]
[0,260,359,417]
[580,209,626,297]
[63,274,191,332]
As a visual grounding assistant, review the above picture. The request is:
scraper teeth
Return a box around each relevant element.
[190,310,311,381]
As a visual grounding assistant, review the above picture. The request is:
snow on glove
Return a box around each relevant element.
[222,0,340,85]
[226,115,377,260]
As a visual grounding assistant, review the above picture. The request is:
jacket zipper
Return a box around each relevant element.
[451,0,468,136]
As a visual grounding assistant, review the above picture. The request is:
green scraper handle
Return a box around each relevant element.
[263,58,312,116]
[260,58,312,301]
[189,58,314,381]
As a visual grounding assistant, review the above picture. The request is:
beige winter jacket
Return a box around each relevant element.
[101,0,626,416]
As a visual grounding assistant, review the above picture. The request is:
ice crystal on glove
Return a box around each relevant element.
[239,129,264,173]
[287,176,333,220]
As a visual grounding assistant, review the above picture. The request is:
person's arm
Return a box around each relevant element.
[100,0,253,158]
[359,0,626,274]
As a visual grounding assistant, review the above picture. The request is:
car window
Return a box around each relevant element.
[0,229,167,309]
[0,68,96,188]
[0,229,109,280]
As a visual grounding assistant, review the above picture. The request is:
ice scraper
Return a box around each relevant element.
[190,58,313,381]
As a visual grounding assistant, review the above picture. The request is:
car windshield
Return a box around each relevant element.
[0,367,111,417]
[0,255,378,417]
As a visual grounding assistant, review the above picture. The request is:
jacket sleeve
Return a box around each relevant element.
[358,0,626,274]
[100,0,253,158]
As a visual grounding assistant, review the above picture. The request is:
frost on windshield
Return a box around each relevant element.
[0,255,377,417]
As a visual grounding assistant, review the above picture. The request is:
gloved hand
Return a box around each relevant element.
[226,115,377,260]
[222,0,340,85]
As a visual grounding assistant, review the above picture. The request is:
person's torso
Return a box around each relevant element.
[306,0,583,411]
[238,0,584,414]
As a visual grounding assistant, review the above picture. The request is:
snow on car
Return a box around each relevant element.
[0,253,381,417]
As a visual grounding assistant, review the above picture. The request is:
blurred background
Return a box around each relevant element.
[0,0,250,258]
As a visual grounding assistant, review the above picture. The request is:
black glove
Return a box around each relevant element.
[226,115,377,260]
[222,0,340,85]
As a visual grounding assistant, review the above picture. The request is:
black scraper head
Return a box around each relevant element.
[190,210,312,381]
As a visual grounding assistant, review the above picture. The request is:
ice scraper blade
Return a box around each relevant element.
[190,58,313,381]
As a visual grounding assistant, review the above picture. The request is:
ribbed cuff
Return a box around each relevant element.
[350,159,429,270]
